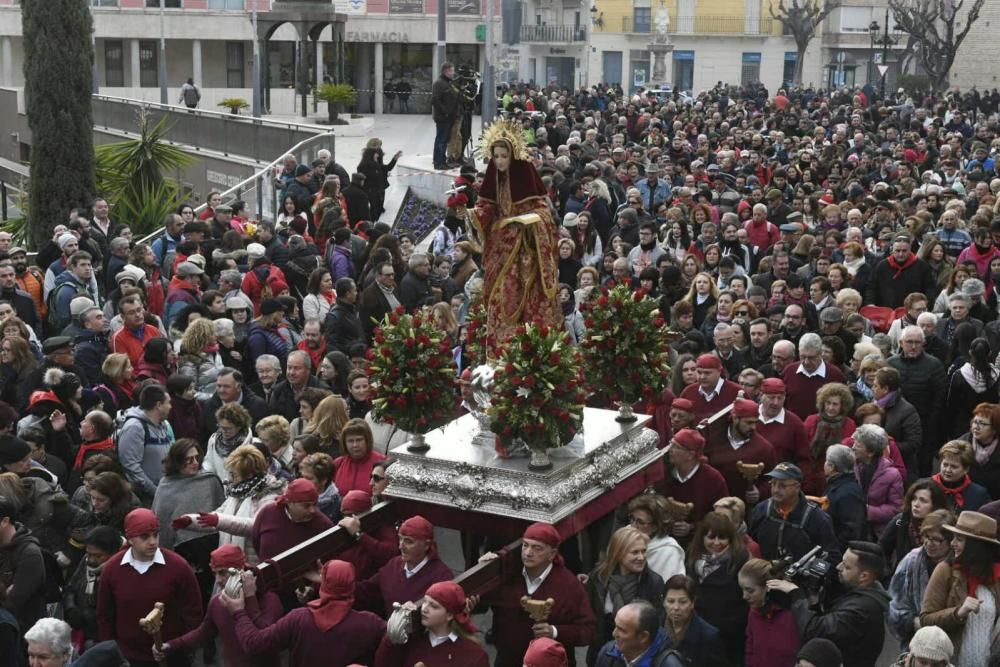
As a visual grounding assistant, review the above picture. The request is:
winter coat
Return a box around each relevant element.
[594,628,683,667]
[74,329,111,387]
[888,546,937,646]
[645,534,686,583]
[888,351,948,450]
[323,300,366,357]
[825,472,866,549]
[268,376,329,422]
[856,456,904,538]
[661,614,726,667]
[866,256,937,308]
[116,406,174,501]
[947,366,1000,440]
[185,475,286,566]
[880,391,923,475]
[163,276,200,328]
[585,566,665,663]
[790,582,891,667]
[177,350,224,402]
[328,244,355,282]
[745,603,800,667]
[0,524,45,633]
[920,559,1000,658]
[246,321,290,369]
[961,431,1000,500]
[689,551,750,665]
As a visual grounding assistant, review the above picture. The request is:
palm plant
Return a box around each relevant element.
[316,83,356,124]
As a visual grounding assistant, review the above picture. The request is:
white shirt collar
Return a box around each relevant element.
[728,426,749,450]
[428,631,459,647]
[121,548,166,575]
[796,360,827,378]
[672,463,700,484]
[404,556,430,579]
[523,562,554,595]
[759,406,786,424]
[698,377,724,401]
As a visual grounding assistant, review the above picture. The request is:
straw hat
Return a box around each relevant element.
[943,511,1000,546]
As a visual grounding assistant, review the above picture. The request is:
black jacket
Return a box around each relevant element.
[749,494,842,563]
[865,256,937,309]
[660,614,726,667]
[431,75,460,123]
[0,286,39,334]
[199,390,269,438]
[358,281,399,342]
[825,472,866,548]
[888,352,947,450]
[74,329,110,387]
[342,184,371,226]
[790,583,890,667]
[323,299,366,357]
[689,552,749,665]
[880,392,923,474]
[586,566,665,663]
[0,524,46,634]
[398,271,433,312]
[267,375,330,422]
[962,431,1000,500]
[283,179,315,217]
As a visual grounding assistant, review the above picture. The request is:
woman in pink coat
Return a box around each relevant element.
[851,424,904,538]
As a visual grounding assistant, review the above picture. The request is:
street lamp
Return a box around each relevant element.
[868,19,879,86]
[590,3,603,28]
[871,8,897,101]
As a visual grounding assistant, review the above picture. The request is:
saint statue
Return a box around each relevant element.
[472,120,562,347]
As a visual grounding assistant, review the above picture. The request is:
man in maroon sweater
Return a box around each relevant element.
[669,397,696,433]
[679,354,741,421]
[655,428,729,540]
[251,478,334,562]
[354,515,453,618]
[782,332,846,419]
[755,378,811,472]
[479,523,596,667]
[705,399,777,506]
[97,509,202,666]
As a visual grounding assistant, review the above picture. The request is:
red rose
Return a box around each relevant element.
[654,317,665,328]
[600,320,610,331]
[549,352,561,365]
[511,377,522,386]
[633,288,647,300]
[615,355,626,365]
[412,317,423,327]
[623,319,633,328]
[404,338,416,349]
[505,363,515,373]
[515,325,527,336]
[539,325,550,337]
[428,356,441,368]
[584,318,595,328]
[366,348,376,360]
[524,376,536,388]
[522,340,533,353]
[389,314,399,325]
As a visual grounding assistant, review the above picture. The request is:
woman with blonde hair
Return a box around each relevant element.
[306,394,350,456]
[256,414,293,480]
[173,443,286,565]
[713,496,761,557]
[0,335,36,407]
[298,452,341,521]
[97,352,136,412]
[680,271,719,330]
[177,318,223,401]
[584,525,665,663]
[428,302,459,346]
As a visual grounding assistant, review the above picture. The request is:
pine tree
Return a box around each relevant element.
[22,0,96,250]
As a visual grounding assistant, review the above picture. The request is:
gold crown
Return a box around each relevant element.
[479,118,530,163]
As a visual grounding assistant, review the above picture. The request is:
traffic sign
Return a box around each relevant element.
[877,65,889,77]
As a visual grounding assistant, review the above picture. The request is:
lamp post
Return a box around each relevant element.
[870,8,897,102]
[159,0,168,105]
[868,19,878,85]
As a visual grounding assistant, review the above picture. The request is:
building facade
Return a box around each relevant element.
[0,0,487,116]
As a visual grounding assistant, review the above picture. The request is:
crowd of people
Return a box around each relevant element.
[5,77,1000,667]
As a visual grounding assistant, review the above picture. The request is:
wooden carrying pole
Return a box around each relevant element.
[139,602,166,667]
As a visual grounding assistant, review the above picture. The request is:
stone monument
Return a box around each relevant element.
[647,2,674,87]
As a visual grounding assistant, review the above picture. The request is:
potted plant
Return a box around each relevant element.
[316,83,357,125]
[367,306,457,452]
[218,98,249,115]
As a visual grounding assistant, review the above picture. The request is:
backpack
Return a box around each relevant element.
[112,413,151,455]
[46,280,90,331]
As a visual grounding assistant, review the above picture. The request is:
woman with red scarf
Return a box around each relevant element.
[920,511,1000,664]
[933,441,992,512]
[222,559,386,667]
[375,580,489,666]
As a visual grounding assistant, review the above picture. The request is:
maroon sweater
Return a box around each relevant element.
[756,410,811,471]
[168,591,284,667]
[655,462,730,522]
[374,632,490,667]
[781,363,846,420]
[483,562,596,667]
[233,606,385,667]
[251,501,334,562]
[679,380,741,421]
[340,526,399,580]
[97,548,202,662]
[355,555,454,618]
[705,431,777,500]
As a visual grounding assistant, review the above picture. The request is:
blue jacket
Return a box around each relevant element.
[595,629,684,667]
[52,271,95,329]
[151,231,182,264]
[661,615,726,667]
[636,178,670,210]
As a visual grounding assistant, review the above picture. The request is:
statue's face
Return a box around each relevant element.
[492,145,511,172]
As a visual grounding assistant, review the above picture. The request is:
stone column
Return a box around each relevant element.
[374,41,384,115]
[0,37,13,87]
[192,39,203,87]
[130,38,141,89]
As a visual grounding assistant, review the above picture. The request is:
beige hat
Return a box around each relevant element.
[247,243,266,260]
[943,511,1000,546]
[563,212,579,228]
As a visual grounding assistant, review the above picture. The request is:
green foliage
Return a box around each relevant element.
[218,98,250,114]
[316,84,357,105]
[23,0,96,250]
[94,111,194,236]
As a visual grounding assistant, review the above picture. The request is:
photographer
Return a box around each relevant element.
[748,463,842,563]
[767,541,890,667]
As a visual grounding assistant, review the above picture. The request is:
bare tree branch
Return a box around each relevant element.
[769,0,842,84]
[889,0,985,92]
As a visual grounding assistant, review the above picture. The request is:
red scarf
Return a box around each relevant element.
[887,253,918,279]
[74,438,114,470]
[958,562,1000,597]
[933,473,972,509]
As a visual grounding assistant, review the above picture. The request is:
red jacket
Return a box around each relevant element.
[110,324,161,367]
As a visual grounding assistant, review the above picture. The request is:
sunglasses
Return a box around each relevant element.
[370,474,385,483]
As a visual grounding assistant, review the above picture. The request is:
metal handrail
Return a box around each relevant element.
[92,94,330,134]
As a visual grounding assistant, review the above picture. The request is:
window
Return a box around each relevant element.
[146,0,182,7]
[104,41,125,87]
[840,6,873,33]
[782,52,798,87]
[139,41,158,87]
[91,0,120,6]
[740,52,761,85]
[226,42,245,88]
[209,0,245,7]
[633,7,651,33]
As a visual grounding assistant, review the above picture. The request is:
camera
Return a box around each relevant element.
[770,545,832,594]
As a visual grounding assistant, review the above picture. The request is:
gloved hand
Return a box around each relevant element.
[171,516,193,530]
[197,512,219,528]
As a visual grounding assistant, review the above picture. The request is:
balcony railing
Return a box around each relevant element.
[519,24,588,42]
[599,15,774,35]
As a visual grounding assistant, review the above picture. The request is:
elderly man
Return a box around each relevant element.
[743,202,779,252]
[706,398,776,504]
[655,428,729,532]
[889,325,947,476]
[480,523,595,667]
[823,444,866,549]
[679,354,740,420]
[782,333,846,420]
[359,261,400,343]
[399,253,436,311]
[268,350,328,422]
[756,378,811,474]
[711,323,745,379]
[200,368,269,436]
[593,601,682,667]
[250,355,282,402]
[251,478,334,563]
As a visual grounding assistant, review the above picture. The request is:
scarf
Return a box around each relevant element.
[960,362,1000,394]
[605,572,640,616]
[695,550,729,579]
[378,282,401,311]
[74,438,114,470]
[307,560,355,632]
[855,376,875,402]
[323,291,336,305]
[960,562,1000,597]
[214,427,251,460]
[974,437,999,466]
[226,472,267,500]
[887,253,918,279]
[811,414,845,460]
[933,473,972,509]
[875,389,898,409]
[844,256,866,277]
[84,562,105,598]
[858,459,878,495]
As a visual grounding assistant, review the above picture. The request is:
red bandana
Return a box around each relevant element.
[933,473,972,509]
[887,253,918,279]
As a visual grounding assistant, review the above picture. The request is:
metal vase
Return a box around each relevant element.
[615,401,638,423]
[528,447,553,471]
[407,432,429,453]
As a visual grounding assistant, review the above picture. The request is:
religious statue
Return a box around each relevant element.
[472,119,562,346]
[654,4,670,42]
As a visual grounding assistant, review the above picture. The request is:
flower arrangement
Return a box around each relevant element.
[463,301,492,367]
[489,322,585,467]
[580,285,671,413]
[393,187,448,245]
[367,306,457,440]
